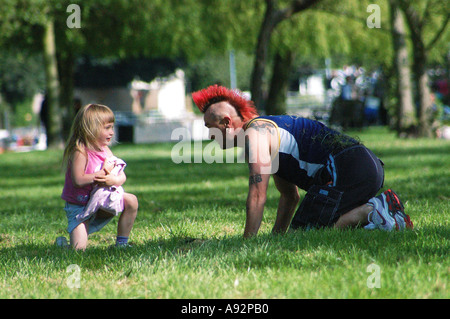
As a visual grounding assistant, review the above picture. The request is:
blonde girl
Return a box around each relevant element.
[61,104,138,250]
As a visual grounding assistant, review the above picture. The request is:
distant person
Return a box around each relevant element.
[39,94,49,146]
[191,85,413,238]
[340,76,354,101]
[59,104,138,250]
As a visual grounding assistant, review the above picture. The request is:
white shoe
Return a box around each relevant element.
[363,219,377,230]
[368,194,396,231]
[368,189,413,231]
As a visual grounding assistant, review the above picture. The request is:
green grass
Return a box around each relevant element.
[0,127,448,299]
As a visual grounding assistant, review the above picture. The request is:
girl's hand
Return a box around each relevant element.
[94,171,117,186]
[102,157,115,175]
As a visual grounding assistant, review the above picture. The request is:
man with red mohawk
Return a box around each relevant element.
[192,85,413,238]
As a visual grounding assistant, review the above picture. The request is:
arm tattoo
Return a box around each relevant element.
[247,121,277,136]
[249,174,263,185]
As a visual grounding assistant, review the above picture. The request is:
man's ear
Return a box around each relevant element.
[222,116,231,128]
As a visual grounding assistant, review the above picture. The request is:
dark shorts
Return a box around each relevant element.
[290,145,384,229]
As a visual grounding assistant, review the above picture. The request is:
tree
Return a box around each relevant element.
[250,0,321,111]
[260,0,448,139]
[0,0,76,148]
[266,49,294,115]
[260,0,392,115]
[42,17,63,148]
[0,0,209,145]
[397,0,449,137]
[389,0,416,135]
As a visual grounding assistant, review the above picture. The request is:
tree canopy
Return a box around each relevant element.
[0,0,448,139]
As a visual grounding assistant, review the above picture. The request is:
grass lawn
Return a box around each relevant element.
[0,127,448,299]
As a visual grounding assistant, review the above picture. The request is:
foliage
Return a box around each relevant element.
[0,0,448,136]
[0,0,447,76]
[0,49,45,107]
[185,51,254,91]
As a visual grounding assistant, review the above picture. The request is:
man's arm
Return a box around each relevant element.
[243,120,277,238]
[244,171,270,238]
[272,175,300,234]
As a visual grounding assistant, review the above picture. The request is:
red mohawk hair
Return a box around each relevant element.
[191,85,259,122]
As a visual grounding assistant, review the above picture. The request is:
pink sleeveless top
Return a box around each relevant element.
[61,148,109,205]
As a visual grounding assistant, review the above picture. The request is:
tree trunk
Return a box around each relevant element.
[398,0,438,138]
[389,0,416,135]
[266,49,294,115]
[58,51,75,142]
[413,46,433,137]
[250,0,320,112]
[250,0,277,112]
[42,19,63,149]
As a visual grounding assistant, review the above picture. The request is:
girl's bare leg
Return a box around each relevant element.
[117,193,138,237]
[70,221,89,250]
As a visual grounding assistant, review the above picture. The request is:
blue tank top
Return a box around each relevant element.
[245,115,359,190]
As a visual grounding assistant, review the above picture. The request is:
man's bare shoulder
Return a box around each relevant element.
[245,120,278,143]
[244,119,279,169]
[246,119,278,132]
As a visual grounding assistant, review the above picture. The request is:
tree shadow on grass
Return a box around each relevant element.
[1,141,447,274]
[371,143,450,159]
[2,224,446,275]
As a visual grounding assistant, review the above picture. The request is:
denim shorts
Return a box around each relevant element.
[64,202,113,234]
[291,145,384,229]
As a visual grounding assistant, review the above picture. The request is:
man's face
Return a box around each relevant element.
[204,102,236,149]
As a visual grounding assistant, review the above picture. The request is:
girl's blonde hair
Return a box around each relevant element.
[63,104,115,166]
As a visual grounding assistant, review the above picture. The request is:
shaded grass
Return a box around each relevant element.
[0,127,448,298]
